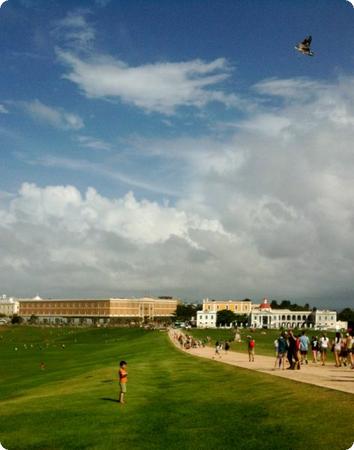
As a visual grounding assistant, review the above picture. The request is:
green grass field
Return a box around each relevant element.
[0,326,353,450]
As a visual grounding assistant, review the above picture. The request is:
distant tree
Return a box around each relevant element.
[217,309,237,326]
[338,308,354,328]
[234,314,249,326]
[11,314,23,324]
[29,314,38,324]
[173,304,200,322]
[280,300,291,309]
[270,300,280,309]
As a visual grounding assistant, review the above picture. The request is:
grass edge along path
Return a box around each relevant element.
[169,329,354,395]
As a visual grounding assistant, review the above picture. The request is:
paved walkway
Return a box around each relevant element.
[168,330,354,395]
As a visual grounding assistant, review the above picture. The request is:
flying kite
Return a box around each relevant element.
[0,0,8,8]
[346,0,354,7]
[295,36,314,56]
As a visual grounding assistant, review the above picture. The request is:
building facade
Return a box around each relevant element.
[250,299,312,329]
[0,296,19,316]
[203,298,252,315]
[18,297,178,324]
[313,310,337,330]
[196,310,217,328]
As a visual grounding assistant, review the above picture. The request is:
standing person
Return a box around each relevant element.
[277,332,287,370]
[119,360,128,404]
[273,336,280,369]
[311,336,319,363]
[295,334,301,370]
[299,331,310,365]
[346,331,353,369]
[320,333,329,366]
[224,340,230,355]
[247,336,255,362]
[287,330,297,370]
[214,341,221,359]
[333,332,342,367]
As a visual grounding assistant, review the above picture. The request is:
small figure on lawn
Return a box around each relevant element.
[119,360,128,404]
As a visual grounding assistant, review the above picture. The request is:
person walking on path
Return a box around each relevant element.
[333,332,342,367]
[119,360,128,404]
[287,330,299,370]
[247,336,255,362]
[311,335,319,363]
[299,331,310,365]
[346,331,353,369]
[276,332,287,370]
[320,333,329,366]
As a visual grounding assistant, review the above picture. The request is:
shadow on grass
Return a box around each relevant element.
[101,379,114,383]
[100,397,119,403]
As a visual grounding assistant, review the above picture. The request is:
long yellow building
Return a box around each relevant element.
[202,298,252,314]
[19,297,178,324]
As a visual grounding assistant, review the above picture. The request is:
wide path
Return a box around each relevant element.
[168,330,354,395]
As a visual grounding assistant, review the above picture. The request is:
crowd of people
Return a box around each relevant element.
[273,330,354,370]
[173,331,209,349]
[172,328,354,371]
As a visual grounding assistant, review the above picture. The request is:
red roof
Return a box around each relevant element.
[260,298,271,310]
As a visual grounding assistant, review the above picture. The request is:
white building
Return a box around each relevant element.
[197,310,217,328]
[250,299,312,329]
[313,310,337,330]
[336,320,348,331]
[0,295,19,316]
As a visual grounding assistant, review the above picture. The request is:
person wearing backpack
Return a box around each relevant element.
[247,336,255,362]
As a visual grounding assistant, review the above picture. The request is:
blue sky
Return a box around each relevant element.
[1,0,354,307]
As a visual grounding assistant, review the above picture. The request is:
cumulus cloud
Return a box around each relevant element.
[0,183,229,297]
[57,50,237,114]
[20,99,84,130]
[4,74,354,306]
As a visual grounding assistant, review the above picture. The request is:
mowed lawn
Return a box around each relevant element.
[0,327,353,450]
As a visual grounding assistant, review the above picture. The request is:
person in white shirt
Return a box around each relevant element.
[320,333,329,366]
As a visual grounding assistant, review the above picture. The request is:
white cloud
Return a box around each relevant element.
[53,11,95,52]
[4,75,354,306]
[0,183,229,297]
[57,50,237,114]
[0,104,9,114]
[21,99,84,130]
[77,135,111,151]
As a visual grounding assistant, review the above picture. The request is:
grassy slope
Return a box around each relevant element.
[0,326,353,450]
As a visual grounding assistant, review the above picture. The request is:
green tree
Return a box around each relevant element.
[234,314,249,326]
[173,304,201,322]
[11,315,23,324]
[280,300,291,309]
[29,314,38,324]
[216,309,237,326]
[338,308,354,328]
